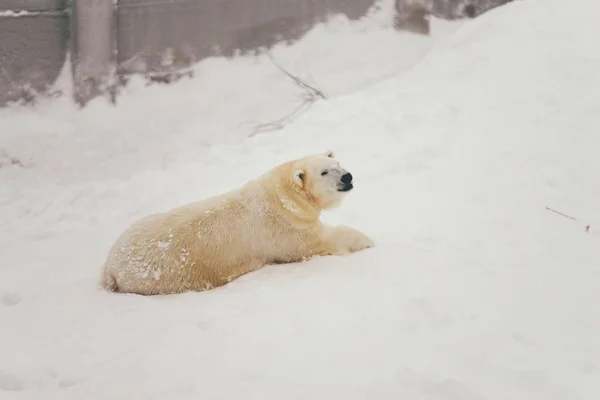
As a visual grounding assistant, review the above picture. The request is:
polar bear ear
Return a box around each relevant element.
[324,150,335,158]
[293,169,305,187]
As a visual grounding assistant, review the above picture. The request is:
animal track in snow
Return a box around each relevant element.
[0,370,25,391]
[1,292,22,307]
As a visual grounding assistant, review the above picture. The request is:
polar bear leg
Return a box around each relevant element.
[211,259,267,288]
[100,269,119,292]
[318,225,374,255]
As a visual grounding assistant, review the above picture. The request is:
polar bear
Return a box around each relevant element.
[100,151,374,295]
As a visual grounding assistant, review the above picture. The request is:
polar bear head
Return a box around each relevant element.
[290,151,354,211]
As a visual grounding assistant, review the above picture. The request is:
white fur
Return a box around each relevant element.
[100,151,374,295]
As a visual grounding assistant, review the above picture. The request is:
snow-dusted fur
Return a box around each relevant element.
[101,151,374,295]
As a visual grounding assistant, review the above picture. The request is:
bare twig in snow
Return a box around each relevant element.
[250,101,314,137]
[0,149,25,168]
[249,52,327,137]
[545,206,593,234]
[545,206,577,221]
[265,52,327,100]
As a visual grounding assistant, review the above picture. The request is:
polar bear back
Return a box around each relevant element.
[103,184,278,294]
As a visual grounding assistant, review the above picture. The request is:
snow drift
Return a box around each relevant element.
[1,0,599,399]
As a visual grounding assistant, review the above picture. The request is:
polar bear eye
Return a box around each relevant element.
[321,170,328,176]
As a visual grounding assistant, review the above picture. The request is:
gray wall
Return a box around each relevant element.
[0,0,515,107]
[0,0,69,105]
[117,0,376,78]
[394,0,515,34]
[0,0,376,106]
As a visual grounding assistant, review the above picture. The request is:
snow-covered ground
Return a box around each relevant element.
[1,0,600,398]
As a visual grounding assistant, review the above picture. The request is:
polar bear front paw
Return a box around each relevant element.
[328,225,374,254]
[347,231,375,252]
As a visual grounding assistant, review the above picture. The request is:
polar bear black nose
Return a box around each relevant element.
[341,173,353,184]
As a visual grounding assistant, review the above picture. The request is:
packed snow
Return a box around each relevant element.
[1,0,600,399]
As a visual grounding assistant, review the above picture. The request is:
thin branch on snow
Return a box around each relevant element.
[545,206,577,221]
[265,51,327,101]
[0,149,25,168]
[250,101,315,137]
[545,206,594,234]
[249,52,327,137]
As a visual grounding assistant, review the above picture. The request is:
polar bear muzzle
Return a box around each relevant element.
[338,172,353,192]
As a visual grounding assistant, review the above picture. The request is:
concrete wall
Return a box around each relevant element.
[0,0,515,107]
[71,0,117,104]
[116,0,376,77]
[0,0,69,105]
[394,0,515,34]
[0,0,376,106]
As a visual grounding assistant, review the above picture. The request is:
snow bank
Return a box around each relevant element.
[0,3,460,187]
[1,0,599,399]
